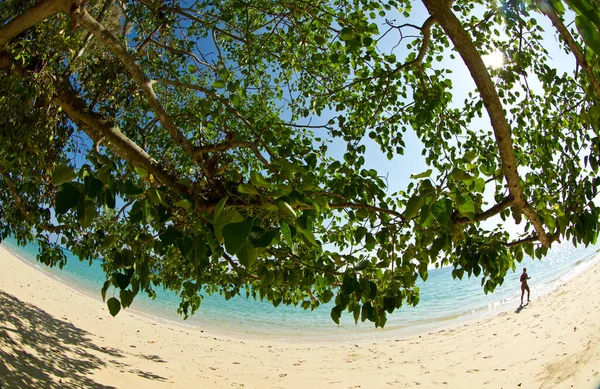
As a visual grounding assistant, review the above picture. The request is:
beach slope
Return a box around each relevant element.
[1,245,599,389]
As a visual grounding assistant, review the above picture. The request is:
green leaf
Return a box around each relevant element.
[384,297,396,314]
[129,200,144,223]
[134,166,149,179]
[456,194,476,219]
[223,218,254,255]
[52,164,77,185]
[177,236,194,257]
[214,209,244,244]
[77,199,97,228]
[124,180,144,198]
[575,15,600,56]
[237,241,259,268]
[355,208,370,219]
[107,297,121,317]
[281,221,293,247]
[410,169,432,179]
[250,228,276,247]
[212,80,226,88]
[177,178,193,187]
[431,198,453,226]
[120,289,134,308]
[297,224,319,247]
[219,67,230,81]
[448,168,473,182]
[55,183,80,214]
[365,233,376,250]
[321,290,334,303]
[103,189,116,209]
[276,200,297,219]
[548,0,566,14]
[473,178,485,193]
[84,175,104,198]
[464,150,477,162]
[160,226,182,246]
[101,280,110,302]
[104,235,117,247]
[174,199,192,210]
[314,35,326,45]
[340,27,354,41]
[330,305,342,324]
[213,196,229,223]
[238,183,259,195]
[250,171,270,188]
[404,194,424,220]
[147,188,163,205]
[188,64,198,73]
[115,272,130,290]
[564,0,600,29]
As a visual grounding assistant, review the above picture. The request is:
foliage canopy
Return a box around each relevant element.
[1,0,599,326]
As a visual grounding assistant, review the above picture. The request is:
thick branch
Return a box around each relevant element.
[536,0,600,98]
[421,0,552,247]
[51,77,188,194]
[71,9,197,158]
[454,196,514,224]
[0,0,69,50]
[66,0,114,72]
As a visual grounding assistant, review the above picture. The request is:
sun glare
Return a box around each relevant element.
[482,51,505,70]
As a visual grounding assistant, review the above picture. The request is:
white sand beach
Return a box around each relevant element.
[1,244,599,389]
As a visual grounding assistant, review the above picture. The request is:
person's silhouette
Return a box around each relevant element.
[520,268,531,305]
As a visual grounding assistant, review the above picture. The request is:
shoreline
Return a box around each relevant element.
[1,245,600,388]
[2,241,597,344]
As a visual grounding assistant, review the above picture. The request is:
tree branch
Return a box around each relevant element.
[65,0,114,73]
[392,16,435,73]
[421,0,552,247]
[535,0,600,98]
[0,0,70,50]
[507,232,559,248]
[454,196,513,224]
[70,8,201,162]
[50,76,188,195]
[157,78,272,168]
[0,0,72,52]
[163,6,248,44]
[194,140,255,154]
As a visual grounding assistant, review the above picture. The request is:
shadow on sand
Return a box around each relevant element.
[514,303,530,314]
[0,290,166,388]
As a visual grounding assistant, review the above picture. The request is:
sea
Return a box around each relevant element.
[2,238,598,342]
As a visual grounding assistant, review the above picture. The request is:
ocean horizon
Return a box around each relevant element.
[2,238,598,342]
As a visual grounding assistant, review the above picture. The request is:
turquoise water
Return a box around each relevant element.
[2,238,598,342]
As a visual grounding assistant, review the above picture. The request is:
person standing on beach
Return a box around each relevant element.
[520,268,531,305]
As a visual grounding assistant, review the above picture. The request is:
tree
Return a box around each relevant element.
[0,0,599,327]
